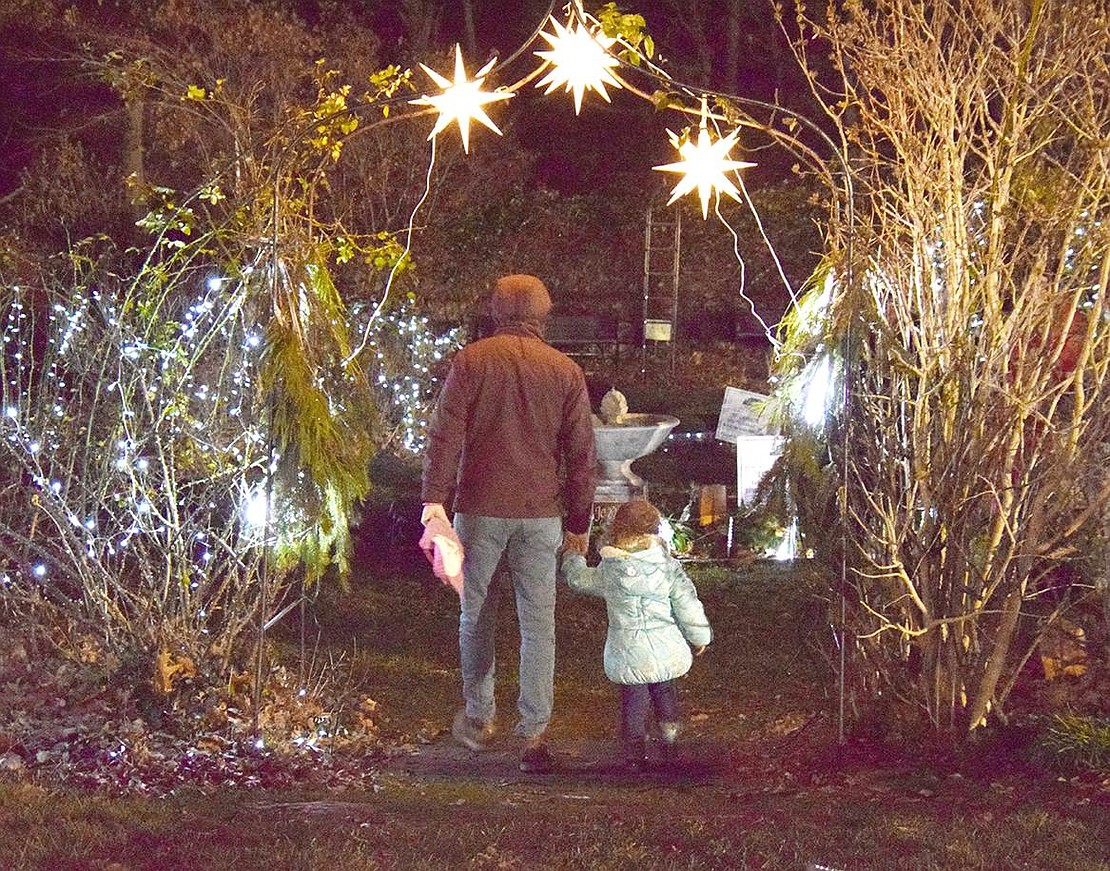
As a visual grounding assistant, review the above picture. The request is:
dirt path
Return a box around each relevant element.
[382,734,730,787]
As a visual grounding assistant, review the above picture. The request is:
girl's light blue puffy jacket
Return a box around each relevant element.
[562,543,712,686]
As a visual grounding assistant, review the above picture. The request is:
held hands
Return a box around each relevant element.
[562,531,589,556]
[420,503,450,527]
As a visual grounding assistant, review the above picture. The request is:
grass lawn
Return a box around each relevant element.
[1,557,1107,870]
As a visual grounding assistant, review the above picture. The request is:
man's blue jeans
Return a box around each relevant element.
[454,513,563,739]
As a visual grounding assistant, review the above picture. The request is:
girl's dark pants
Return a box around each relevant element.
[619,680,678,756]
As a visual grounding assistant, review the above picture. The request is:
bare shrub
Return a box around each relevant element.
[0,6,441,695]
[778,0,1110,734]
[0,238,273,677]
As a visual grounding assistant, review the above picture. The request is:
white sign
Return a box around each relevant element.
[735,435,783,506]
[643,319,673,342]
[715,386,779,442]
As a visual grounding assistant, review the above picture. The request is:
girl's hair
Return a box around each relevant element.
[608,499,662,549]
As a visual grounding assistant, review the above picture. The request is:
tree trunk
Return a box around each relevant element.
[967,583,1023,731]
[461,0,477,58]
[123,95,146,223]
[724,0,741,89]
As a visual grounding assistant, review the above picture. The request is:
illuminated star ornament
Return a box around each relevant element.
[653,101,756,218]
[534,16,622,114]
[411,44,513,153]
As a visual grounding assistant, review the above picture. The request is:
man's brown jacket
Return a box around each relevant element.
[422,323,597,534]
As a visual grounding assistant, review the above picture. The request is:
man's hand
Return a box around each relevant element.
[421,503,450,527]
[562,531,589,556]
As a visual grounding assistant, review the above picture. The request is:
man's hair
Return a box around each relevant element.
[608,499,662,548]
[490,274,552,327]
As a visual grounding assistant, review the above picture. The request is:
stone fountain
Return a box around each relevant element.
[592,389,679,502]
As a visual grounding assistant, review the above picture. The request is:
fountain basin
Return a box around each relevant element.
[593,413,680,502]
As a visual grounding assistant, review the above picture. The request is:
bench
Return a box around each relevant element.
[471,314,627,369]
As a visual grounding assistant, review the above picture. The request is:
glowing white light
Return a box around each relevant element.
[773,521,798,561]
[33,564,46,577]
[802,356,834,427]
[659,516,678,553]
[28,441,41,453]
[243,487,270,529]
[410,44,513,153]
[4,407,16,419]
[534,16,622,114]
[736,435,782,507]
[653,101,756,219]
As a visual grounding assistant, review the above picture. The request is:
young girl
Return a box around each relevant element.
[561,499,712,769]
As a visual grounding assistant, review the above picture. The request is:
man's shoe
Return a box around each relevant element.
[452,709,496,751]
[519,740,556,773]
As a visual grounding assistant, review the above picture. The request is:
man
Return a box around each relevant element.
[421,273,597,773]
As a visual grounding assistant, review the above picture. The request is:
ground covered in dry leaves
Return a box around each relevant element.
[0,557,1108,870]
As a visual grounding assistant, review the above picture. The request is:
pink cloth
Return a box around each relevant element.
[418,516,464,596]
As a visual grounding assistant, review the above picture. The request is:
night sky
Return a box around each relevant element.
[448,0,803,194]
[0,2,802,199]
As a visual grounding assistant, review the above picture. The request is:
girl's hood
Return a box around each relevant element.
[598,543,668,564]
[598,543,670,594]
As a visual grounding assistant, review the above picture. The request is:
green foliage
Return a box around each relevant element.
[1035,715,1110,774]
[261,313,374,586]
[755,257,842,564]
[770,254,835,389]
[666,516,694,554]
[258,247,378,582]
[596,2,654,64]
[732,505,788,556]
[367,64,413,118]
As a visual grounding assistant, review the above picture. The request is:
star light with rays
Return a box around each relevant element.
[410,44,513,153]
[653,102,756,218]
[534,15,623,114]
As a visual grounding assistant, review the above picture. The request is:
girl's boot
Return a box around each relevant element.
[659,721,681,765]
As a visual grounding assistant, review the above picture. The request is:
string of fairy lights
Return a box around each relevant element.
[0,279,459,585]
[1,0,824,620]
